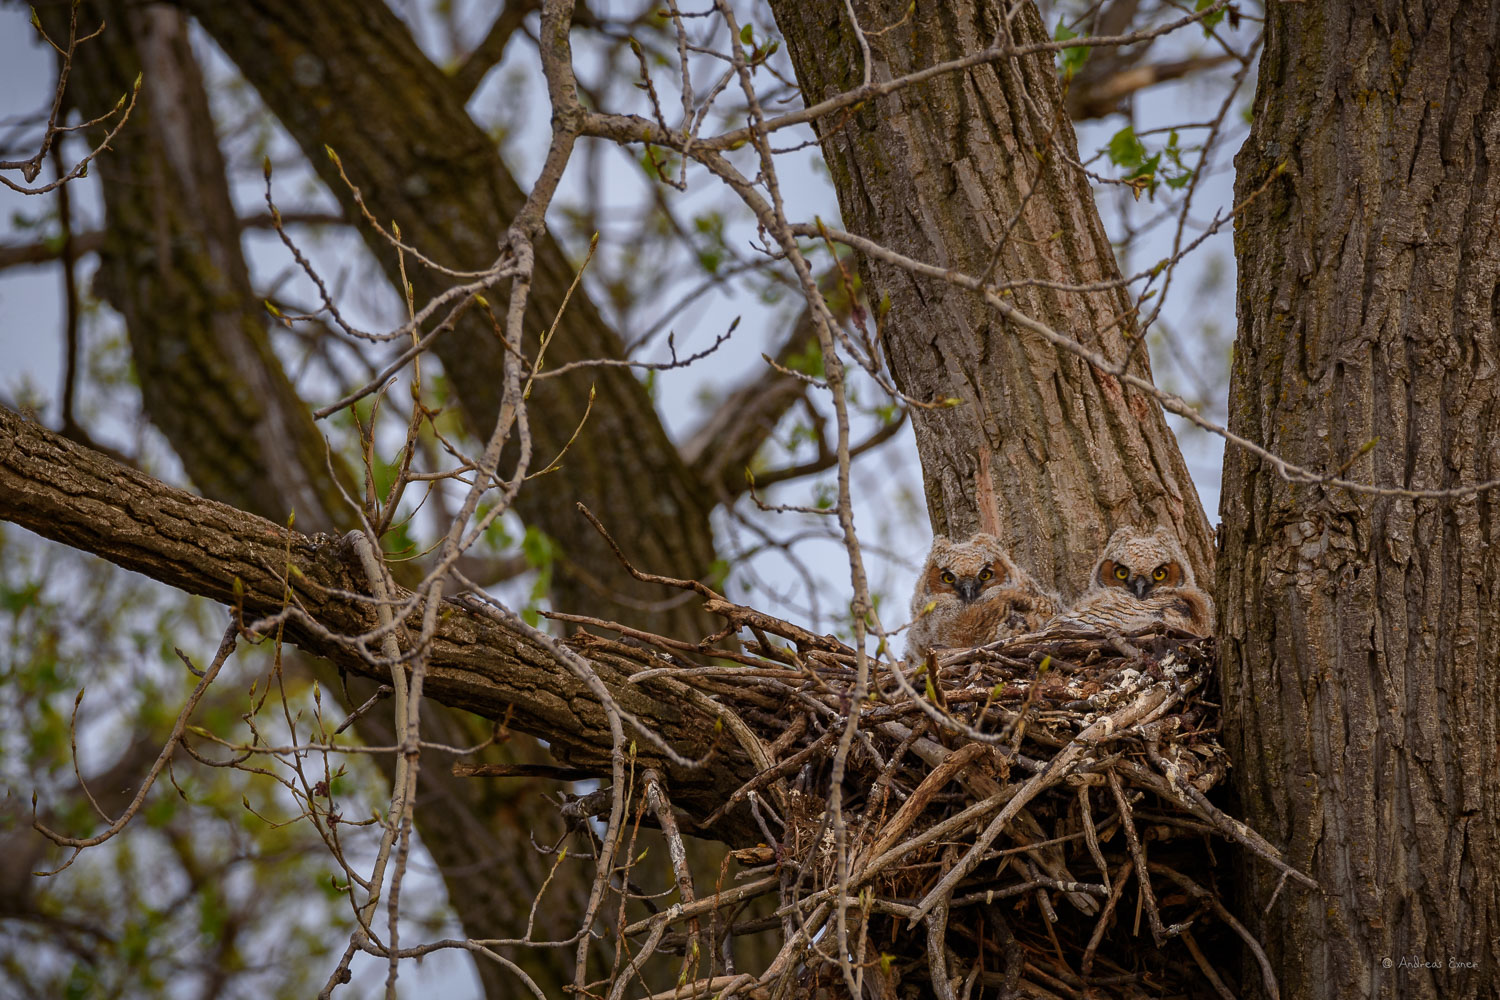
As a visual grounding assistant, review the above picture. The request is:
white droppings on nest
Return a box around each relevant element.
[1089,666,1154,707]
[1162,756,1182,784]
[1160,651,1193,676]
[818,824,837,859]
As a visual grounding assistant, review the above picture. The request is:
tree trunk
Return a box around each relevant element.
[178,0,722,640]
[1222,3,1500,996]
[768,0,1212,596]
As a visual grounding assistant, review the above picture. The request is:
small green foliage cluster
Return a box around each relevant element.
[1105,127,1196,197]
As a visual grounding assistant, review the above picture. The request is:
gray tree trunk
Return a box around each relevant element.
[1222,2,1500,996]
[768,0,1213,596]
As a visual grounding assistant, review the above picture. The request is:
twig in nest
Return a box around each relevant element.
[1153,862,1282,1000]
[643,769,703,984]
[925,899,957,1000]
[1081,856,1134,977]
[1135,744,1317,891]
[1107,768,1166,946]
[1181,928,1237,1000]
[911,682,1174,922]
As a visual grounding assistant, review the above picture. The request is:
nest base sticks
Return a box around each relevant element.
[536,595,1314,1000]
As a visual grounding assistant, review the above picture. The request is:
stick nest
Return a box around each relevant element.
[558,611,1310,1000]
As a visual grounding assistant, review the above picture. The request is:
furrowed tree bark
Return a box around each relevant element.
[1223,3,1500,996]
[0,404,754,833]
[43,4,595,991]
[768,0,1212,596]
[176,0,722,640]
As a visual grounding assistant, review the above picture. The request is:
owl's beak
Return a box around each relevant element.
[956,578,982,602]
[1129,576,1150,598]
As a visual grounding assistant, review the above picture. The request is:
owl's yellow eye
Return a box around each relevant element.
[940,570,956,585]
[1153,566,1168,581]
[977,567,993,582]
[1114,566,1129,580]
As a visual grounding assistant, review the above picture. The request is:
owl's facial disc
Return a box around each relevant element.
[960,563,1007,602]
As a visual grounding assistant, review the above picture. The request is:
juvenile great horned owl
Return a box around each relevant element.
[1047,525,1214,636]
[905,534,1060,658]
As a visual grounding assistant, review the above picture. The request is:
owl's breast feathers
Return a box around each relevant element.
[947,585,1059,647]
[1048,585,1214,636]
[1161,588,1215,633]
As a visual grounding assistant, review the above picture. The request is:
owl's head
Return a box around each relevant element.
[921,533,1021,605]
[1092,525,1193,598]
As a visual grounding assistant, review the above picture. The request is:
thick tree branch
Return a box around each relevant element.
[683,307,816,493]
[0,229,103,271]
[1066,54,1237,120]
[1057,0,1239,120]
[683,266,860,496]
[0,405,752,835]
[748,411,907,492]
[60,3,354,532]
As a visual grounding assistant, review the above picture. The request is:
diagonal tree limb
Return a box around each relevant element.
[682,267,856,496]
[0,403,758,841]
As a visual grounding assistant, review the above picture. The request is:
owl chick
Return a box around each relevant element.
[905,533,1061,658]
[1047,525,1215,635]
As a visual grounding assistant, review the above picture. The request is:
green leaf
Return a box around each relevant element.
[1134,151,1163,181]
[1106,126,1147,171]
[1053,18,1089,77]
[480,509,513,551]
[786,341,825,378]
[740,23,754,44]
[1195,0,1227,34]
[521,526,556,569]
[696,248,723,274]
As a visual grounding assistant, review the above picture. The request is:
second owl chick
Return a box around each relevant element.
[1047,525,1215,636]
[906,533,1060,658]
